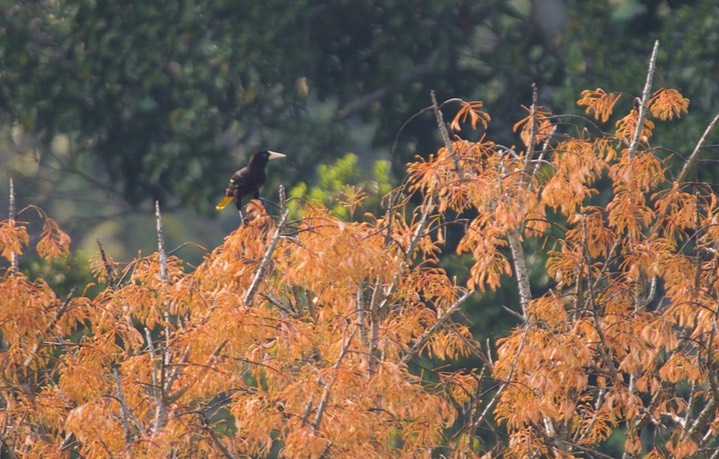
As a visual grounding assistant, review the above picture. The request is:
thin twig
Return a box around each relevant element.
[301,395,314,426]
[23,287,76,367]
[677,111,719,183]
[405,194,434,257]
[522,83,539,181]
[356,282,369,347]
[686,396,717,443]
[165,346,191,404]
[313,328,357,429]
[531,125,557,178]
[430,90,463,180]
[9,178,17,271]
[205,419,237,459]
[245,208,290,306]
[96,237,118,289]
[113,368,133,447]
[155,201,167,282]
[401,290,472,364]
[627,40,660,158]
[473,325,530,430]
[368,276,381,377]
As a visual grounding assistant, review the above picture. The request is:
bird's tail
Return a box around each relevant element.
[216,196,234,210]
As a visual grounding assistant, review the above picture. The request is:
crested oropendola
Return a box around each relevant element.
[216,150,286,215]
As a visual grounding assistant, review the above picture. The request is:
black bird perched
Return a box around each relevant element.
[216,150,287,212]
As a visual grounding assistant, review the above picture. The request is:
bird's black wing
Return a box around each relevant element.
[216,166,250,210]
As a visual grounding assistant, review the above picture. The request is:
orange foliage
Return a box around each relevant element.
[513,104,554,146]
[577,88,622,123]
[649,88,690,121]
[450,100,491,132]
[2,84,718,458]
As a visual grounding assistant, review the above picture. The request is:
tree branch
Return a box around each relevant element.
[522,82,539,180]
[676,110,719,183]
[155,201,167,282]
[507,230,532,319]
[628,40,659,158]
[8,178,17,271]
[431,90,463,179]
[405,194,434,258]
[313,328,356,429]
[245,208,290,306]
[401,290,472,364]
[686,396,716,444]
[96,237,118,290]
[113,368,133,448]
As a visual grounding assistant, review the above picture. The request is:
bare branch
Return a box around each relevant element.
[507,230,532,320]
[401,290,472,364]
[473,325,530,431]
[278,184,287,214]
[430,90,463,179]
[196,397,238,459]
[368,277,382,377]
[9,178,17,271]
[405,194,434,258]
[356,282,369,347]
[522,82,539,180]
[155,201,167,282]
[686,396,717,444]
[677,110,719,183]
[23,287,76,367]
[205,422,237,459]
[96,237,118,290]
[313,328,356,429]
[628,40,660,158]
[531,125,557,179]
[301,395,314,426]
[165,345,191,403]
[245,208,290,306]
[113,368,133,447]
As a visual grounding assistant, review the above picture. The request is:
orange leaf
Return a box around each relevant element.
[36,216,71,260]
[649,88,689,121]
[450,100,491,132]
[0,220,29,262]
[577,88,622,123]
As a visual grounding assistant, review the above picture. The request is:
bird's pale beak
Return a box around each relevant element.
[267,151,287,161]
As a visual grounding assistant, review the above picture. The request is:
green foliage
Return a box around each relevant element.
[21,253,98,298]
[289,153,392,220]
[558,0,719,162]
[0,0,494,211]
[3,0,715,216]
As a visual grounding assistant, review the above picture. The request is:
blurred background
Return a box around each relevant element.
[1,0,718,339]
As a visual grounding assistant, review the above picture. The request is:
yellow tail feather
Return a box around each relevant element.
[216,196,234,210]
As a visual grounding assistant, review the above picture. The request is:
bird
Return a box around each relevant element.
[216,150,287,216]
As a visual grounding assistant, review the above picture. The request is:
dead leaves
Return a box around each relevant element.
[450,100,491,132]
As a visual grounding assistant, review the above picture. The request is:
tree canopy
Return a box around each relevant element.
[3,46,719,456]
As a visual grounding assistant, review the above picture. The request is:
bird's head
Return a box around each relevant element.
[249,150,287,168]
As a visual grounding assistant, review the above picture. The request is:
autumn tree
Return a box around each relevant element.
[2,40,719,458]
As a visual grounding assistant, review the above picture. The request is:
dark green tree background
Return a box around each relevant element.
[2,0,715,210]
